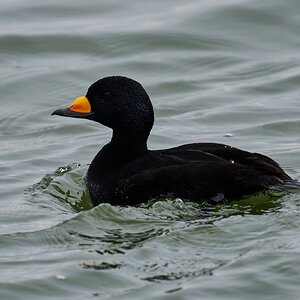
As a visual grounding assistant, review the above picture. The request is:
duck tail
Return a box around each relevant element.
[271,179,300,192]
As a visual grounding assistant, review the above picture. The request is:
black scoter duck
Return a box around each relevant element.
[52,76,294,206]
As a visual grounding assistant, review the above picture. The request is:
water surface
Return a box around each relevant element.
[1,0,300,299]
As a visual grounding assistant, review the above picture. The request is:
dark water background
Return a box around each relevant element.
[1,0,300,299]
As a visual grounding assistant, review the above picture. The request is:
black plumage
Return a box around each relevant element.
[52,76,294,206]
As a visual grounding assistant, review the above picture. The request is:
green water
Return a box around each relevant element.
[1,0,300,299]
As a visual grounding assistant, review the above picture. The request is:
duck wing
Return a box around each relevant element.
[102,144,290,205]
[164,143,291,180]
[110,160,281,205]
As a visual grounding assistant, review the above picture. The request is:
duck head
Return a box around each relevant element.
[52,76,155,145]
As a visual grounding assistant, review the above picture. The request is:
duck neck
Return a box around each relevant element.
[110,128,148,156]
[88,127,149,183]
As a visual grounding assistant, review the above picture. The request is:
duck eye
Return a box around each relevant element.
[103,92,111,99]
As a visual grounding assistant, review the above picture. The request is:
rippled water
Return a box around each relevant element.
[1,0,300,299]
